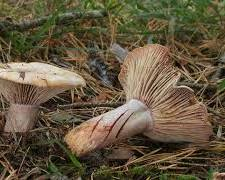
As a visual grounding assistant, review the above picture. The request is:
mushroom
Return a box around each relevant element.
[0,62,85,132]
[65,44,213,156]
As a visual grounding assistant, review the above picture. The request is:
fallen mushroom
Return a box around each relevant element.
[0,62,85,132]
[65,44,213,156]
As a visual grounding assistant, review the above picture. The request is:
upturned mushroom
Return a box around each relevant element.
[65,44,213,156]
[0,62,85,132]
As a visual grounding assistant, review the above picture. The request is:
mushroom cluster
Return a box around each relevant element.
[0,62,85,132]
[65,44,213,156]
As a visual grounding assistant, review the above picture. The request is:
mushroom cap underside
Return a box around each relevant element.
[0,62,86,88]
[117,44,213,142]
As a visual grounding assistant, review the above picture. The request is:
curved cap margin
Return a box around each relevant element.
[0,62,86,88]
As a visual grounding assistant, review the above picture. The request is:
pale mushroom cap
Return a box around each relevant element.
[0,62,86,88]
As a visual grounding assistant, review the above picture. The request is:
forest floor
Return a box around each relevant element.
[0,0,225,179]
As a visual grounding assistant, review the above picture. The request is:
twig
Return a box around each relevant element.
[58,100,225,119]
[177,82,217,91]
[58,101,123,109]
[0,10,107,32]
[50,54,73,68]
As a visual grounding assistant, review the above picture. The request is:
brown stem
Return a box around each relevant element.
[4,104,39,132]
[58,101,123,109]
[65,99,153,156]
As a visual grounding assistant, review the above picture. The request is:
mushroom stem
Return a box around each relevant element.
[65,99,153,156]
[4,104,39,132]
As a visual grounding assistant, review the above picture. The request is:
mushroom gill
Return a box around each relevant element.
[0,62,86,132]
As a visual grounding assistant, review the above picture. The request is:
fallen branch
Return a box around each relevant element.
[58,101,123,109]
[0,10,107,32]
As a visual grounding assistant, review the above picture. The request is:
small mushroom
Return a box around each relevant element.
[0,62,85,132]
[65,44,213,156]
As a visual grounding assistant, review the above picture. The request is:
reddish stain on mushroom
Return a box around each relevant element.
[19,71,26,80]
